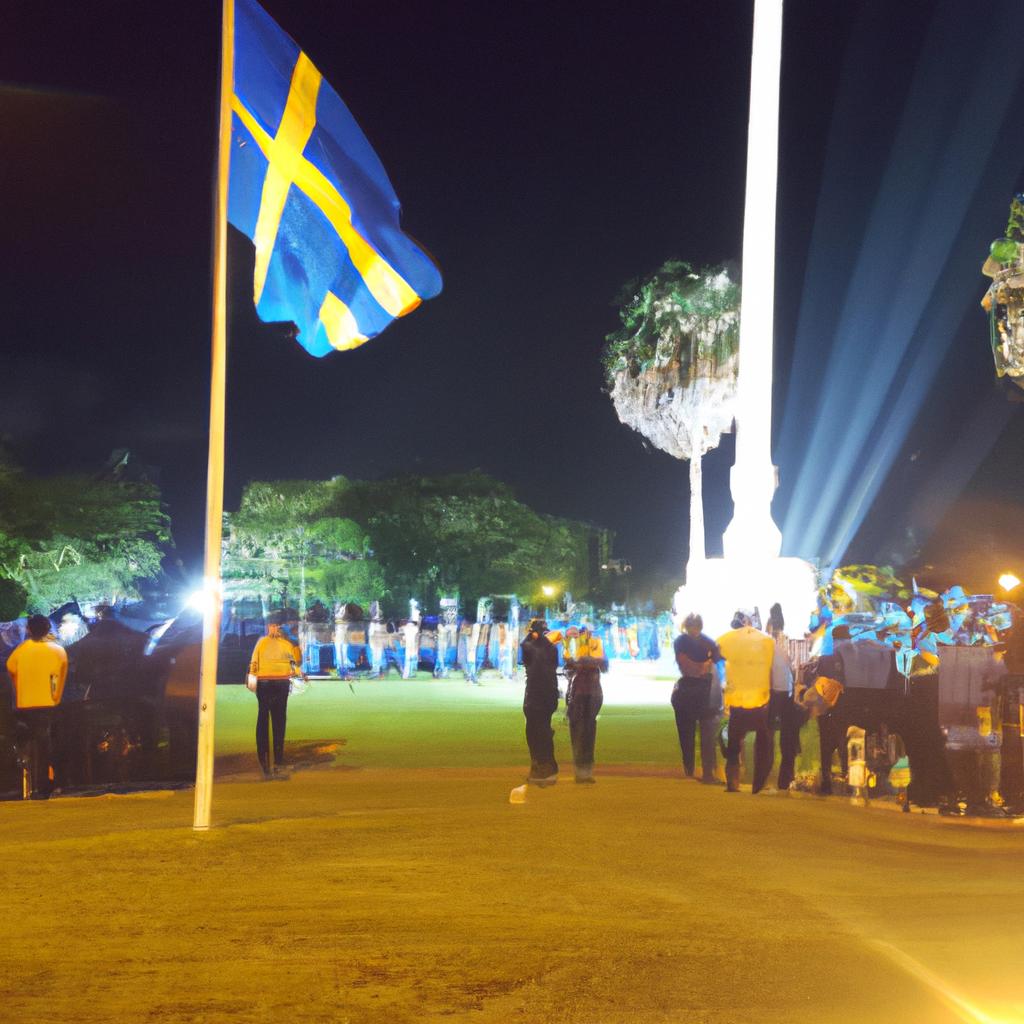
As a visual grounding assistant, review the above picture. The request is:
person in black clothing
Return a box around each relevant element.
[64,604,154,786]
[671,613,723,783]
[520,618,560,785]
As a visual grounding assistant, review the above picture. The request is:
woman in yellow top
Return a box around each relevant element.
[564,624,609,784]
[249,616,303,778]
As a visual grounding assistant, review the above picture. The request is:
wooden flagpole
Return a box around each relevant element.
[193,0,234,831]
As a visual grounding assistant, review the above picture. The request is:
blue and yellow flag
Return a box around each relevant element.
[228,0,441,357]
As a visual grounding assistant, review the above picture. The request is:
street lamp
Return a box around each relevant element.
[999,572,1021,594]
[541,584,557,598]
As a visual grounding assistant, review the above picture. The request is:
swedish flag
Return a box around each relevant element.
[228,0,441,357]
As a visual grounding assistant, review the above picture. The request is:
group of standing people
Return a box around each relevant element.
[520,608,801,793]
[671,607,801,793]
[520,617,609,785]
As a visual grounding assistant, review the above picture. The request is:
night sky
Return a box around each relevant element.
[4,1,1024,590]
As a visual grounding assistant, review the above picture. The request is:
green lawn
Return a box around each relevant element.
[212,673,819,780]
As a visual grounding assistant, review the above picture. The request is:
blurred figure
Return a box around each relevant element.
[249,614,303,778]
[565,624,608,783]
[520,618,560,785]
[717,611,775,793]
[435,597,458,678]
[499,599,520,680]
[671,613,723,783]
[7,614,67,798]
[58,612,88,647]
[402,617,420,679]
[368,603,387,677]
[333,604,350,679]
[69,604,147,700]
[767,603,802,790]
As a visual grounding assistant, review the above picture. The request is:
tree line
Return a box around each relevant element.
[222,472,605,615]
[0,452,606,618]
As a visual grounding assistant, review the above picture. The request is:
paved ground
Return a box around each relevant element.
[1,677,1022,1023]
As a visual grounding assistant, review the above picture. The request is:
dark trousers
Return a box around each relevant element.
[769,690,805,790]
[816,689,932,798]
[725,703,774,793]
[524,698,558,776]
[671,678,718,779]
[16,708,56,796]
[255,679,289,771]
[567,687,603,770]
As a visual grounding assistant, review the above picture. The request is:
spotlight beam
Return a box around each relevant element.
[778,3,1024,564]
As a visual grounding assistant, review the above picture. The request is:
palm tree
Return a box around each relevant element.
[603,260,740,577]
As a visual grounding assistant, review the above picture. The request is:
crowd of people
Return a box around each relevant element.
[518,603,1024,813]
[518,609,796,793]
[6,590,1021,812]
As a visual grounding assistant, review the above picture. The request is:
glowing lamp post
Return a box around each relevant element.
[722,0,784,563]
[673,0,816,636]
[999,573,1021,594]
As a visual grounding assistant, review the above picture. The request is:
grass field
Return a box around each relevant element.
[2,673,1022,1024]
[206,672,820,778]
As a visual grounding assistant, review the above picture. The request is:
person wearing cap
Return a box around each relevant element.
[717,610,775,793]
[520,618,560,785]
[564,624,608,783]
[6,614,68,799]
[248,614,304,778]
[671,613,723,783]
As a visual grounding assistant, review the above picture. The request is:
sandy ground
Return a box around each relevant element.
[2,677,1022,1023]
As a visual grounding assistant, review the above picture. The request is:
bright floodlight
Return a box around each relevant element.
[187,580,221,614]
[541,584,557,598]
[675,554,816,640]
[999,573,1021,593]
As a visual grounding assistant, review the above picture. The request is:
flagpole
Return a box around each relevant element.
[193,0,234,831]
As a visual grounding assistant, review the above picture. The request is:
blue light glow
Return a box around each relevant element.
[778,3,1024,569]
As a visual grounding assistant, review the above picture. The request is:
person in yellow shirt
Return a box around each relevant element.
[249,615,303,778]
[717,611,775,793]
[6,614,68,799]
[564,624,609,783]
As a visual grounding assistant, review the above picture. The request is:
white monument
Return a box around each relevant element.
[675,0,816,635]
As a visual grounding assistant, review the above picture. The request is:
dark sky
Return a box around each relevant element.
[3,1,1024,587]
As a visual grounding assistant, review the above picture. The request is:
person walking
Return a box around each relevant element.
[520,618,560,785]
[6,614,68,799]
[717,611,775,793]
[248,615,303,778]
[671,613,723,783]
[565,624,608,784]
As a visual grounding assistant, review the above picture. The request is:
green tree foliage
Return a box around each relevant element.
[339,474,593,610]
[0,455,169,613]
[0,577,28,620]
[222,478,385,610]
[225,472,598,614]
[603,260,740,382]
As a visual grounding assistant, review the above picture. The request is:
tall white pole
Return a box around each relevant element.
[193,0,234,831]
[722,0,784,562]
